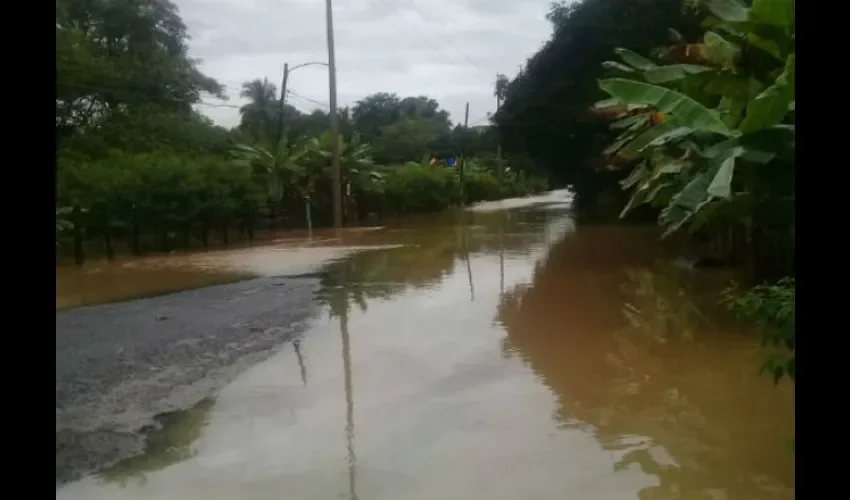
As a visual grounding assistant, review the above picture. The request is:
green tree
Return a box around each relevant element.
[56,0,224,136]
[494,0,702,215]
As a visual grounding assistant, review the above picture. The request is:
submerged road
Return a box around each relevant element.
[55,191,794,500]
[55,276,322,484]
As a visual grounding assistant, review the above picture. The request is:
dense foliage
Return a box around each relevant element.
[495,0,703,215]
[589,0,795,385]
[55,0,546,264]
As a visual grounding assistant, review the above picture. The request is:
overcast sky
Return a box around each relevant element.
[177,0,555,128]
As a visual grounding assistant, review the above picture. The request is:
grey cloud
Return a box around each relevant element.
[180,0,554,126]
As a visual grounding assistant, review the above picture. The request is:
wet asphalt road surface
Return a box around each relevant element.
[55,276,322,485]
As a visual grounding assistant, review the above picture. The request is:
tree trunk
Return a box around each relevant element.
[200,225,209,247]
[304,198,313,235]
[221,225,229,246]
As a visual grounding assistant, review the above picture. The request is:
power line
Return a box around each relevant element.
[197,101,241,109]
[403,0,490,71]
[287,89,332,110]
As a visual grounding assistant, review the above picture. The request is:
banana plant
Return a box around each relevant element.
[592,0,794,237]
[311,131,384,224]
[231,134,315,229]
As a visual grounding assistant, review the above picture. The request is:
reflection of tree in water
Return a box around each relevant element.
[312,210,558,500]
[317,209,547,312]
[100,398,215,488]
[497,229,794,500]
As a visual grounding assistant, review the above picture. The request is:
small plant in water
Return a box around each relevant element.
[722,278,795,385]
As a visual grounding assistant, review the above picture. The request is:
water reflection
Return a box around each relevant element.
[55,191,792,499]
[293,339,308,387]
[99,398,215,487]
[498,227,794,499]
[321,265,360,500]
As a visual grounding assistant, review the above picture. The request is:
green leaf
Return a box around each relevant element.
[700,126,788,164]
[704,31,740,67]
[643,64,713,84]
[617,120,686,159]
[739,53,795,133]
[673,167,717,211]
[645,126,695,149]
[603,61,636,73]
[614,48,658,71]
[594,97,622,109]
[707,0,750,22]
[620,163,649,190]
[718,96,746,127]
[611,114,649,130]
[747,33,783,60]
[619,157,686,218]
[707,156,735,199]
[604,132,637,157]
[599,78,732,136]
[750,0,794,28]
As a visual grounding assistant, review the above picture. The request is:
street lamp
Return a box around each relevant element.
[276,61,329,141]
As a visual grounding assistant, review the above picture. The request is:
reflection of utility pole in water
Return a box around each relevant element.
[335,266,358,500]
[293,339,307,387]
[464,225,475,301]
[499,215,505,295]
[340,310,358,500]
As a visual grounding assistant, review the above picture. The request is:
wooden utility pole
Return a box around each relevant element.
[459,102,470,205]
[325,0,343,229]
[495,95,503,165]
[276,63,289,143]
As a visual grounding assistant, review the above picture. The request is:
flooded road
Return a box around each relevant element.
[56,190,794,499]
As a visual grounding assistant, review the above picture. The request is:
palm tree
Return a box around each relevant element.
[312,131,382,226]
[239,78,278,141]
[493,74,510,170]
[494,73,510,109]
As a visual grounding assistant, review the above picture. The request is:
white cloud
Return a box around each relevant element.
[178,0,554,128]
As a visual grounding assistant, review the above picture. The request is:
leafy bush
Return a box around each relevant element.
[464,170,502,202]
[723,278,795,384]
[57,149,264,255]
[380,165,462,214]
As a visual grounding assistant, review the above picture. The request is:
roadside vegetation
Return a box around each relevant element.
[493,0,794,394]
[55,0,547,264]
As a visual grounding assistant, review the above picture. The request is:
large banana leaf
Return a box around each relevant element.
[739,53,794,133]
[706,155,736,199]
[750,0,794,29]
[614,48,657,70]
[704,32,740,68]
[643,64,712,84]
[603,61,636,74]
[707,0,749,23]
[616,119,693,161]
[619,157,687,218]
[599,78,732,136]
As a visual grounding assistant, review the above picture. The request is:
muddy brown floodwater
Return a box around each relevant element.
[56,190,794,499]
